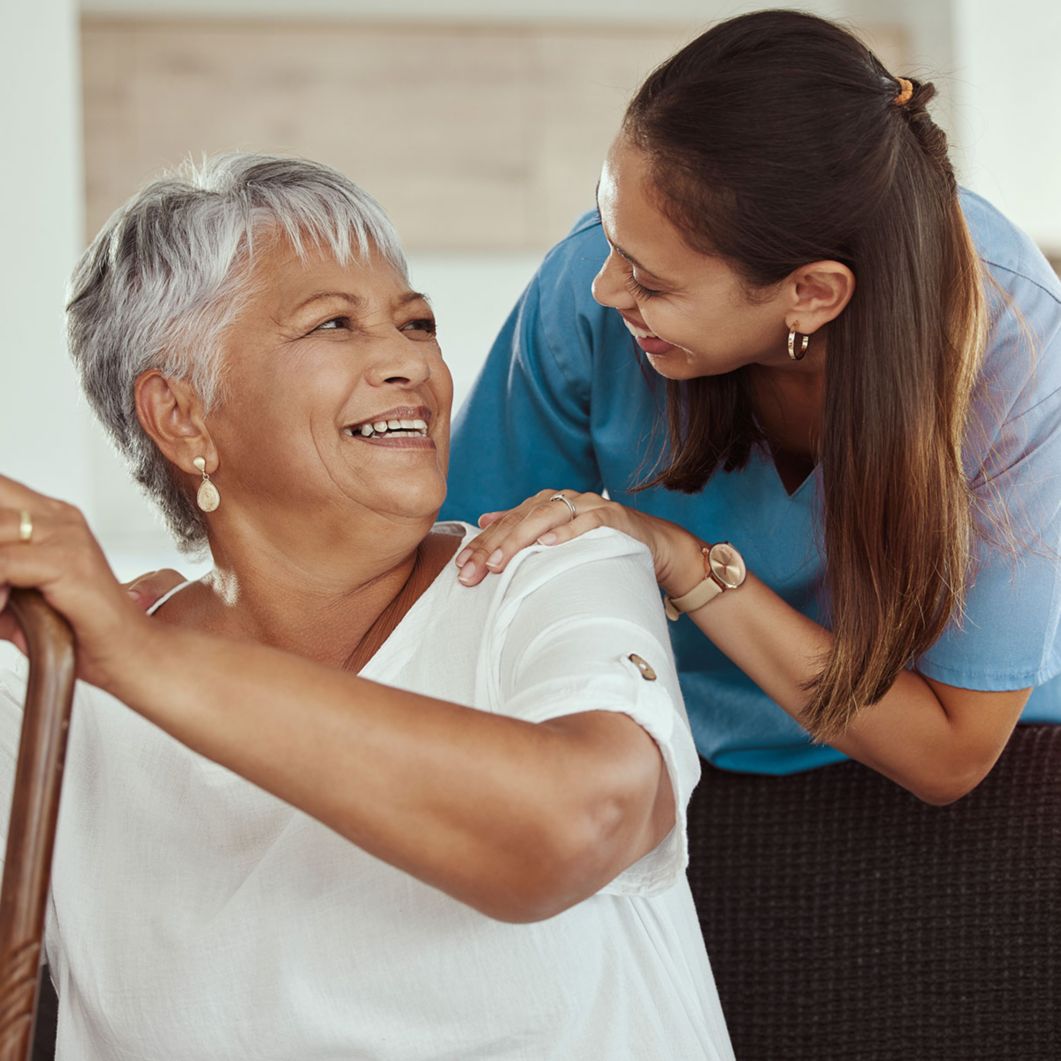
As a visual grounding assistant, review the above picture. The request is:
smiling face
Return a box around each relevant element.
[592,137,794,379]
[204,233,452,543]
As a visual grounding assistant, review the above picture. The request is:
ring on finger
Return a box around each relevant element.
[17,510,33,544]
[549,493,577,522]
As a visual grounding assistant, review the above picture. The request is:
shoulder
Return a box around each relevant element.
[961,188,1061,306]
[538,210,609,279]
[523,212,630,371]
[491,528,665,640]
[503,527,655,594]
[530,211,611,316]
[426,525,657,631]
[959,189,1061,427]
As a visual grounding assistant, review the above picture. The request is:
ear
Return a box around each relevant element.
[135,371,217,476]
[785,260,856,334]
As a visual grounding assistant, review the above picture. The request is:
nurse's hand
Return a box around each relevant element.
[454,488,705,597]
[0,474,155,688]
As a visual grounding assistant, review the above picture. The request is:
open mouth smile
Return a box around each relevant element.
[340,406,435,447]
[342,418,429,439]
[620,317,677,356]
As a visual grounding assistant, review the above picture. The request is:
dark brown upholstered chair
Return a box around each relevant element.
[687,727,1061,1060]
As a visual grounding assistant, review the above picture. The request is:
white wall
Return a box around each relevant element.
[0,0,89,509]
[81,0,885,24]
[0,0,85,670]
[951,0,1061,252]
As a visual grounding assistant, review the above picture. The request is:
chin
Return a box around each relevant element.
[647,355,703,381]
[379,483,447,523]
[650,349,742,381]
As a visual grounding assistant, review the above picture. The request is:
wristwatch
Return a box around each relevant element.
[664,542,747,621]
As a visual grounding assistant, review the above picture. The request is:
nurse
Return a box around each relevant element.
[443,10,1061,801]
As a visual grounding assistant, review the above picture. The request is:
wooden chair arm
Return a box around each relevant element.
[0,590,76,1061]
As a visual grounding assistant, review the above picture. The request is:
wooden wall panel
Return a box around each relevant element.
[81,16,905,252]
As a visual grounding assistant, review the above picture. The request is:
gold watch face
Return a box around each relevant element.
[708,542,746,590]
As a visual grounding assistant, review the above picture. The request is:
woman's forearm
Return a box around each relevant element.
[111,623,669,921]
[681,568,1028,803]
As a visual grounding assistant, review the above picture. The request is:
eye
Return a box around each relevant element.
[624,273,662,300]
[313,316,350,332]
[401,317,438,339]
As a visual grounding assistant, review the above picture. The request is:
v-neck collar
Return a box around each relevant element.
[756,442,820,502]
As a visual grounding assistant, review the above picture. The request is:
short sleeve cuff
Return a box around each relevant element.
[504,652,700,898]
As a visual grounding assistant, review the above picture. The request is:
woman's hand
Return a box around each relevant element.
[455,488,706,596]
[0,474,155,688]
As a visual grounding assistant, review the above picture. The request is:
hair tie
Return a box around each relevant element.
[893,77,914,106]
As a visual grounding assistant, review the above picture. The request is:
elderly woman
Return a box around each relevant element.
[0,155,732,1060]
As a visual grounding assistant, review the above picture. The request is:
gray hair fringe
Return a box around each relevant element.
[66,153,408,551]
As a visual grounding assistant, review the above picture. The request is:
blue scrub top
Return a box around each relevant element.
[442,190,1061,774]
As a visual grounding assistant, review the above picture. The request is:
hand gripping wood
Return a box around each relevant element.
[0,591,75,1061]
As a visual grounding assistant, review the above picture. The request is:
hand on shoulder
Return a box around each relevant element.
[453,488,705,596]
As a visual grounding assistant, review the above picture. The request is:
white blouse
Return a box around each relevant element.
[0,525,733,1060]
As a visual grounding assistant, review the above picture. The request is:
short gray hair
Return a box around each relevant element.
[67,153,408,551]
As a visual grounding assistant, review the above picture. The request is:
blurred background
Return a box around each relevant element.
[1,0,1059,583]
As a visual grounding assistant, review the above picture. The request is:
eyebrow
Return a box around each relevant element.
[290,289,431,314]
[594,182,674,286]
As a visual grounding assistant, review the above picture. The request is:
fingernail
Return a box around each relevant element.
[455,548,472,567]
[537,533,558,546]
[127,589,144,604]
[458,563,476,585]
[485,549,504,569]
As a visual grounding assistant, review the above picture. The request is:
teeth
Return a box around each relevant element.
[344,416,430,439]
[622,319,656,340]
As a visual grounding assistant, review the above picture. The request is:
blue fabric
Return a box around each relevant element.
[442,189,1061,774]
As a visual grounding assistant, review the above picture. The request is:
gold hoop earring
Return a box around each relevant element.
[193,457,220,513]
[787,324,810,361]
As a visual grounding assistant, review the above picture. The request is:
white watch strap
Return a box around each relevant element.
[664,574,724,620]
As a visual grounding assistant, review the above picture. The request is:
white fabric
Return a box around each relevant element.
[0,524,733,1060]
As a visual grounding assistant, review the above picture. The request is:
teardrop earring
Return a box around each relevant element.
[193,457,220,513]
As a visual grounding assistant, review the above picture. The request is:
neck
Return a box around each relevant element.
[746,342,828,455]
[176,513,437,669]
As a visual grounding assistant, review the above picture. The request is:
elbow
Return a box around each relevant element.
[474,800,629,924]
[906,752,999,807]
[912,781,973,808]
[481,893,575,926]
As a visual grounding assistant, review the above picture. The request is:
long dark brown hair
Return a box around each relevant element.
[624,11,987,737]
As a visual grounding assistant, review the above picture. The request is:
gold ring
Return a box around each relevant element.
[18,510,33,544]
[549,493,577,521]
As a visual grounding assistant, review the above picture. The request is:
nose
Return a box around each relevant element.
[362,331,433,389]
[591,249,636,311]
